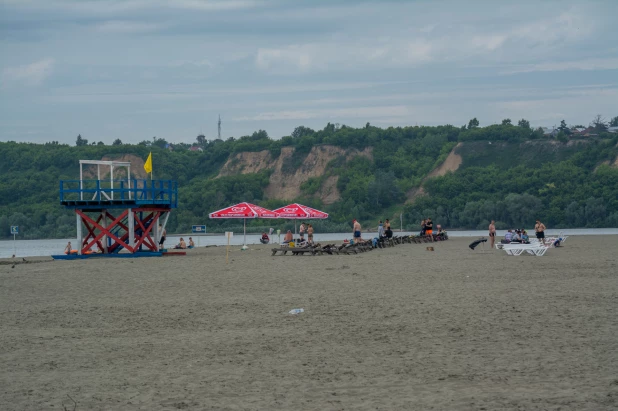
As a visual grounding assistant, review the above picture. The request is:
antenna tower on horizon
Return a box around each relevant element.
[218,115,221,140]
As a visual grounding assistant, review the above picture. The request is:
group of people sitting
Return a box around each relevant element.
[280,229,308,246]
[501,229,530,244]
[377,219,394,240]
[174,237,195,249]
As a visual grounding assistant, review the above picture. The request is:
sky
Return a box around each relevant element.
[1,0,617,145]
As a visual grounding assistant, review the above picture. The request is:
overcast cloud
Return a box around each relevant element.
[0,0,616,144]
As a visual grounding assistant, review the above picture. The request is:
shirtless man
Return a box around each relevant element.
[488,220,496,248]
[353,219,362,242]
[299,222,306,242]
[283,230,293,244]
[535,219,546,244]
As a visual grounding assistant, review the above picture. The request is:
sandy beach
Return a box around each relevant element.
[1,236,616,410]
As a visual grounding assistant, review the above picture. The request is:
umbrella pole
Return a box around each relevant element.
[295,220,297,235]
[244,218,246,246]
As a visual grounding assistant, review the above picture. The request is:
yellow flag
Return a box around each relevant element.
[144,152,152,174]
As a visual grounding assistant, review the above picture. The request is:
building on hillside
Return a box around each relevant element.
[189,146,203,152]
[541,127,559,137]
[572,127,597,137]
[608,126,618,133]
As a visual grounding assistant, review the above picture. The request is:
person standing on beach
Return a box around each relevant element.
[307,224,314,244]
[64,242,72,254]
[299,222,306,242]
[489,220,496,249]
[535,219,546,243]
[378,220,384,238]
[425,218,434,241]
[384,219,391,231]
[353,219,362,242]
[159,224,166,249]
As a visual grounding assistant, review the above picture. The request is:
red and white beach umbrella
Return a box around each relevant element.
[209,202,278,245]
[301,205,329,219]
[271,203,329,233]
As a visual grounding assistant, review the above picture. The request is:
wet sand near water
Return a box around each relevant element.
[1,237,617,410]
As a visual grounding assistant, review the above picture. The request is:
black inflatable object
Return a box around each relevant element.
[469,237,488,250]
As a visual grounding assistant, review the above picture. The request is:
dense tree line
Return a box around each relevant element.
[1,117,617,239]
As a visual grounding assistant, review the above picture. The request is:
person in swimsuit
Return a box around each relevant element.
[174,238,187,249]
[299,222,306,241]
[420,219,426,236]
[353,219,362,242]
[488,220,496,249]
[307,224,314,244]
[283,230,293,245]
[535,220,546,243]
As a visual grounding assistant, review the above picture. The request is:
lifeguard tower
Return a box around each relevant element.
[58,160,178,257]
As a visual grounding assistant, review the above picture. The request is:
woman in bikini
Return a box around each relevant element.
[488,220,496,249]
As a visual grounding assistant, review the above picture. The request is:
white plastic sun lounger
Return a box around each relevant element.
[501,243,549,256]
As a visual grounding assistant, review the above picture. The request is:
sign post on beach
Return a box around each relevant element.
[192,225,206,247]
[11,226,18,257]
[225,231,233,264]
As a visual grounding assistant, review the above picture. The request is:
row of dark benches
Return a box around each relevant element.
[271,233,449,256]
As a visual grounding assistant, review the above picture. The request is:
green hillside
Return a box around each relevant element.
[1,122,617,239]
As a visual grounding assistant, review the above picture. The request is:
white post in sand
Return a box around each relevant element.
[76,213,82,255]
[128,209,135,251]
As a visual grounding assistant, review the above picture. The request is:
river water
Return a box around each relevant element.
[1,228,616,258]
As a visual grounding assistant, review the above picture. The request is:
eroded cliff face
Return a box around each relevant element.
[82,154,148,180]
[219,145,373,204]
[406,143,463,203]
